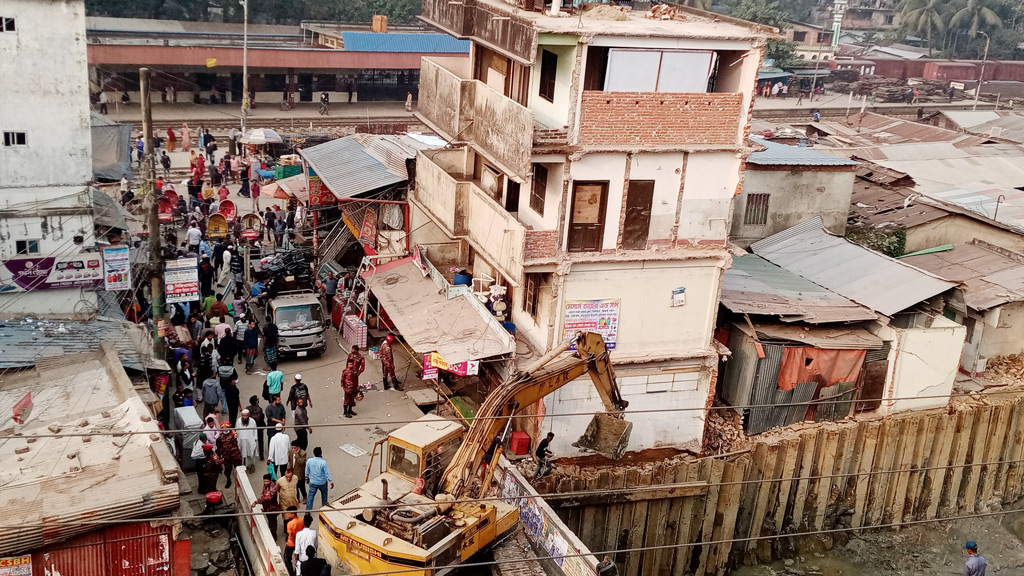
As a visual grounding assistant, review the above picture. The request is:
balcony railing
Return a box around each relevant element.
[417,57,533,180]
[414,150,526,281]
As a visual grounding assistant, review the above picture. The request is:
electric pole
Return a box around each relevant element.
[141,67,165,360]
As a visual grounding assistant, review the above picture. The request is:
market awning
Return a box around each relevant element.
[362,256,515,364]
[758,69,793,81]
[276,174,309,202]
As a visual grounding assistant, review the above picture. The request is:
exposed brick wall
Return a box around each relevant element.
[524,230,559,260]
[578,91,743,147]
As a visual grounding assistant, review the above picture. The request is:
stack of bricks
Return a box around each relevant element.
[524,230,559,260]
[577,91,742,147]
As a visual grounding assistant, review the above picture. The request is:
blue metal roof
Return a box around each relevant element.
[748,138,860,167]
[0,317,150,371]
[340,32,469,53]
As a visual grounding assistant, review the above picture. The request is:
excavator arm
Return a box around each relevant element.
[439,332,630,499]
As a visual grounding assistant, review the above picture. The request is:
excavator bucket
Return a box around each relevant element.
[574,413,632,459]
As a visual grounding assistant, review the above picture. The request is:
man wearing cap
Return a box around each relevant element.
[379,334,401,391]
[199,444,223,494]
[216,421,242,488]
[236,408,259,472]
[286,373,312,410]
[268,422,291,477]
[964,541,987,576]
[252,474,281,537]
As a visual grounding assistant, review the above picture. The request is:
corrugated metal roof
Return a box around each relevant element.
[941,110,1024,144]
[734,321,884,350]
[0,345,179,555]
[0,317,152,371]
[751,217,957,316]
[340,32,469,53]
[748,138,859,167]
[722,255,878,323]
[848,180,951,229]
[902,240,1024,311]
[361,256,514,364]
[299,134,439,199]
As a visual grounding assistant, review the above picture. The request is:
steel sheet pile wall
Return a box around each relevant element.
[540,398,1024,576]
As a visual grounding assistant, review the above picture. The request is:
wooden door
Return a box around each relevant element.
[568,181,608,252]
[622,180,654,250]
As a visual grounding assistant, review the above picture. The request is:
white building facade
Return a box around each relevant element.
[0,0,99,316]
[411,0,771,454]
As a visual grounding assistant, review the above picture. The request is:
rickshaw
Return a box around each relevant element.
[219,200,237,222]
[208,213,229,240]
[158,197,175,223]
[241,213,262,241]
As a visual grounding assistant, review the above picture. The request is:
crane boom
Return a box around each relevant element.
[440,331,629,499]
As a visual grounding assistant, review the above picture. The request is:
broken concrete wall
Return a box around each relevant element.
[496,457,599,576]
[230,466,288,576]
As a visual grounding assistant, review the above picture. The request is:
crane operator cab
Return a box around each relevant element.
[318,415,519,576]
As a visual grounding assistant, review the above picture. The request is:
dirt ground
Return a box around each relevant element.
[732,506,1024,576]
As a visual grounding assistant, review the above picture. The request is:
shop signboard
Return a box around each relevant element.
[165,257,199,304]
[103,245,132,290]
[561,298,620,349]
[0,254,103,292]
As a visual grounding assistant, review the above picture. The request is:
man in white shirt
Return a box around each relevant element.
[294,514,318,573]
[99,91,109,114]
[267,423,291,477]
[186,223,202,253]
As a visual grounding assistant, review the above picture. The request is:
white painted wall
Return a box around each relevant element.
[1,0,92,189]
[558,259,721,359]
[529,43,576,130]
[884,315,966,414]
[628,153,686,242]
[0,0,98,316]
[678,152,739,243]
[517,157,563,232]
[541,361,709,456]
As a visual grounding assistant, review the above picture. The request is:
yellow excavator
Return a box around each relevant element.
[317,331,632,575]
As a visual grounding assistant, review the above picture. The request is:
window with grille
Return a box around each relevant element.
[16,240,39,255]
[3,132,26,147]
[744,194,770,226]
[530,164,548,216]
[1,17,15,32]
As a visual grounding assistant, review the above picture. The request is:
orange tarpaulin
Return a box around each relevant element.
[777,347,866,392]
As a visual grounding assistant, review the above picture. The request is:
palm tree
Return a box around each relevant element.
[950,0,1002,38]
[900,0,947,55]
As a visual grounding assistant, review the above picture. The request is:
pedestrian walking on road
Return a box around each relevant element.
[201,377,225,417]
[295,515,319,571]
[293,397,310,451]
[283,508,302,576]
[252,474,281,537]
[246,396,266,456]
[266,370,284,402]
[236,408,259,472]
[289,442,308,501]
[268,423,291,477]
[379,334,401,390]
[341,361,358,418]
[963,541,987,576]
[287,374,312,410]
[244,319,260,374]
[182,123,192,152]
[348,345,365,384]
[305,446,334,510]
[160,151,171,178]
[533,432,555,479]
[166,126,177,152]
[278,468,301,509]
[263,321,280,370]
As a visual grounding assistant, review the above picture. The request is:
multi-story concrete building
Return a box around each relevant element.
[0,0,99,315]
[409,0,773,454]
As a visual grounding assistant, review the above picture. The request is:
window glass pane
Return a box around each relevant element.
[604,49,659,92]
[657,51,715,93]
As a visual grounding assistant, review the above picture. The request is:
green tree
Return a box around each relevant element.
[726,0,803,67]
[899,0,948,55]
[950,0,1002,38]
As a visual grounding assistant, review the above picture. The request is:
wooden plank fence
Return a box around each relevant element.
[539,399,1024,576]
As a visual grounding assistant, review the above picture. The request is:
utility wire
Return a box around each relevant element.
[3,385,1018,439]
[5,450,1024,527]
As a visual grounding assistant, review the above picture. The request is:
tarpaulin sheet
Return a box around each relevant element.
[777,347,866,392]
[91,113,132,181]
